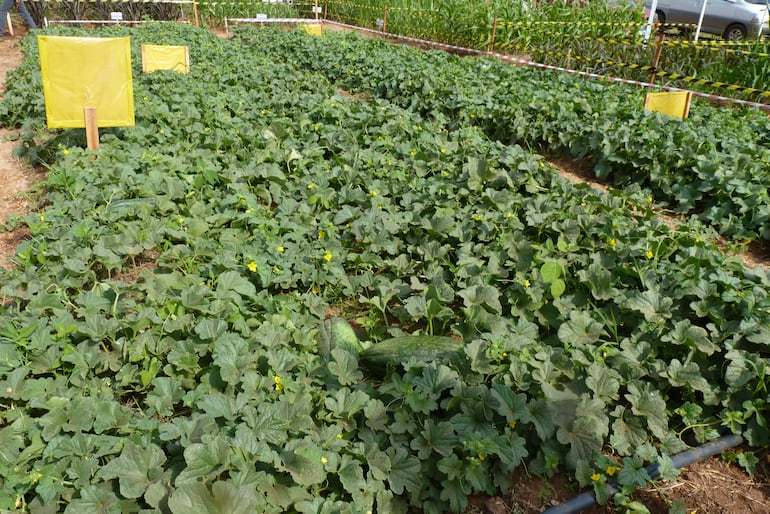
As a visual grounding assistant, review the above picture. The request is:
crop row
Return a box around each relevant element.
[1,23,769,513]
[231,25,770,243]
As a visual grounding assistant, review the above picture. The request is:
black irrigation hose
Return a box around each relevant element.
[541,433,745,514]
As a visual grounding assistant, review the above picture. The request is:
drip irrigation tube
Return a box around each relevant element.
[541,433,745,514]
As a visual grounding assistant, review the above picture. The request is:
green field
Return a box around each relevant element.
[1,23,769,513]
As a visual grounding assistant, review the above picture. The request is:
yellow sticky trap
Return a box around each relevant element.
[303,24,323,36]
[142,44,190,74]
[644,91,692,120]
[38,36,134,129]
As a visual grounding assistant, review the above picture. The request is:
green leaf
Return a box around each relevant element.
[557,310,605,346]
[175,435,230,485]
[216,270,256,298]
[623,289,672,323]
[661,320,719,356]
[458,284,502,314]
[410,419,456,459]
[168,481,262,514]
[585,363,620,401]
[625,381,669,440]
[490,383,527,422]
[617,456,651,488]
[63,484,120,514]
[97,442,167,499]
[280,439,327,486]
[540,260,564,282]
[386,446,421,495]
[327,348,364,386]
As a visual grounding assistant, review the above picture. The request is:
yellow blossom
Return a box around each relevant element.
[646,250,654,259]
[440,147,446,154]
[609,238,617,247]
[323,251,333,262]
[524,280,531,288]
[318,231,326,239]
[591,473,601,482]
[410,150,417,157]
[277,246,285,253]
[508,421,517,429]
[62,149,70,155]
[307,183,315,190]
[606,465,620,477]
[336,433,343,439]
[39,214,46,222]
[321,457,328,465]
[247,261,258,273]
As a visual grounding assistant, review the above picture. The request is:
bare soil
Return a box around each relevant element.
[1,23,770,514]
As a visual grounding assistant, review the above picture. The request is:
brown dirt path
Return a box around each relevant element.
[0,29,40,269]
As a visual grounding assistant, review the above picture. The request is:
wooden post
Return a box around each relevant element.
[6,13,13,36]
[314,0,319,20]
[489,16,497,53]
[84,107,99,152]
[648,31,665,85]
[192,0,200,28]
[323,0,328,20]
[383,5,387,33]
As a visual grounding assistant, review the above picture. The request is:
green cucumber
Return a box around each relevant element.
[317,317,362,360]
[360,335,465,371]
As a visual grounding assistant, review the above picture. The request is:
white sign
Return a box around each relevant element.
[256,13,268,20]
[312,6,322,13]
[375,18,384,27]
[110,12,123,21]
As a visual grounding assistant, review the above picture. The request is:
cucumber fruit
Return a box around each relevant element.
[360,335,465,369]
[317,317,362,360]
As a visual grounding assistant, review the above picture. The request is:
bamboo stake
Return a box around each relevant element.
[192,0,199,27]
[314,0,319,20]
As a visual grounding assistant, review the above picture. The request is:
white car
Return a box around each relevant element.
[645,0,770,40]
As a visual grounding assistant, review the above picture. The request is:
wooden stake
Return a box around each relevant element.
[314,0,319,20]
[84,107,99,152]
[489,16,497,53]
[383,5,387,33]
[192,0,200,28]
[648,31,665,85]
[6,13,13,36]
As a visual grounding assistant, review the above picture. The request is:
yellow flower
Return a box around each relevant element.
[609,238,617,247]
[39,214,46,222]
[370,190,378,197]
[606,465,620,477]
[440,147,446,154]
[478,454,485,461]
[646,250,654,259]
[591,473,601,482]
[277,245,285,253]
[247,261,258,273]
[307,183,315,190]
[336,433,343,439]
[321,457,328,465]
[410,150,417,157]
[318,231,326,240]
[508,421,517,429]
[62,149,70,155]
[323,251,333,262]
[273,375,283,391]
[524,280,531,288]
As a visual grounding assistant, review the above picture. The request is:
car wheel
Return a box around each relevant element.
[724,23,747,41]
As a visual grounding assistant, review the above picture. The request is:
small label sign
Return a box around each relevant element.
[375,18,384,27]
[110,12,123,21]
[312,6,322,13]
[256,13,268,20]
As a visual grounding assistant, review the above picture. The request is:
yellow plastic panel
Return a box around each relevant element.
[142,44,190,74]
[303,23,323,36]
[644,91,692,120]
[38,35,135,129]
